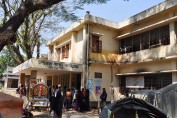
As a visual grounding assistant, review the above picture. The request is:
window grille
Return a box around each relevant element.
[133,34,140,52]
[92,35,102,53]
[94,72,102,78]
[119,25,170,54]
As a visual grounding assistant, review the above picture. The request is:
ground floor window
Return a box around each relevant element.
[7,79,18,88]
[119,73,172,95]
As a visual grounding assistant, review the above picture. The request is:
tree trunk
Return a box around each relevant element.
[0,0,64,51]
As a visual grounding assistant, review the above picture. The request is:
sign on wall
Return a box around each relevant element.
[95,86,101,96]
[126,76,144,88]
[94,79,102,86]
[88,79,93,93]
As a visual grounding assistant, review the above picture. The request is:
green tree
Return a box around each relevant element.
[0,48,16,78]
[0,0,110,65]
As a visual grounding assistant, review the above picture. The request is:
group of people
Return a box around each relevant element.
[48,85,90,118]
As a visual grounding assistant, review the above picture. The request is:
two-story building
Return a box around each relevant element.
[13,0,177,103]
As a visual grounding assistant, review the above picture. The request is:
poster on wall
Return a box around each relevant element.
[88,79,93,93]
[94,79,102,86]
[95,86,101,96]
[126,76,144,88]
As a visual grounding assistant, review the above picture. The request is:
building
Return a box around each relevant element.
[3,66,19,90]
[13,0,177,103]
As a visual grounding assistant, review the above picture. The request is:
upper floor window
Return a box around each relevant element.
[94,72,102,78]
[119,25,170,54]
[59,43,70,59]
[92,35,102,53]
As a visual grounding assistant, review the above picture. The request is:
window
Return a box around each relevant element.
[159,25,170,45]
[119,73,172,94]
[92,35,102,53]
[94,72,102,78]
[119,25,170,54]
[133,34,140,52]
[150,28,160,48]
[61,43,70,59]
[141,31,149,50]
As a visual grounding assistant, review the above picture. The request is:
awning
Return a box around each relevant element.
[116,70,177,76]
[13,58,83,74]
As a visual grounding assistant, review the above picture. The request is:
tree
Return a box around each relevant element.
[0,0,110,65]
[0,48,16,78]
[0,0,110,51]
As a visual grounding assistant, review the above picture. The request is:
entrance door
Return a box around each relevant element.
[76,74,81,90]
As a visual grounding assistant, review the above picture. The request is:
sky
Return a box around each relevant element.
[40,0,165,55]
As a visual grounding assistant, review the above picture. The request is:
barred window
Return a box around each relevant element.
[133,34,140,52]
[159,25,170,45]
[94,72,102,78]
[141,31,149,50]
[61,43,70,59]
[150,28,160,47]
[92,35,102,53]
[119,25,170,54]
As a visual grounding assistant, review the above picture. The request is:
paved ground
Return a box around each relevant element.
[32,109,100,118]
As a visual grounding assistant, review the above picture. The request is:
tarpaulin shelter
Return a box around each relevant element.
[156,83,177,118]
[0,92,23,118]
[100,97,166,118]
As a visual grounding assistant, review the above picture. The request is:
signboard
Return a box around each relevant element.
[126,76,144,88]
[95,86,101,96]
[94,79,102,86]
[88,79,93,93]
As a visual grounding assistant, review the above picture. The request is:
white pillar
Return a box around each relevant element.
[71,32,77,63]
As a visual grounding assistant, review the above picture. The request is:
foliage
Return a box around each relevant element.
[0,48,17,78]
[0,0,111,65]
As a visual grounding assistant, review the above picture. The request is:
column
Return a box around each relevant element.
[71,32,77,63]
[169,17,176,55]
[20,73,25,85]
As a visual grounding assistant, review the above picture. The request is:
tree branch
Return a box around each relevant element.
[0,0,65,51]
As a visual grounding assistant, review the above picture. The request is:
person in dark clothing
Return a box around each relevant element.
[85,89,90,111]
[100,88,107,110]
[52,84,63,118]
[48,85,55,112]
[79,88,88,112]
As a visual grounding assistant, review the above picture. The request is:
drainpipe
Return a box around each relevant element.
[86,12,90,88]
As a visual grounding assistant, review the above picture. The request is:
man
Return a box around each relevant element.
[52,84,63,118]
[100,88,107,110]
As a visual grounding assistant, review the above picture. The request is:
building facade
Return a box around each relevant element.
[3,66,19,90]
[13,0,177,102]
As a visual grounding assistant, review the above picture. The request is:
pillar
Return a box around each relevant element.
[71,32,77,63]
[20,73,25,85]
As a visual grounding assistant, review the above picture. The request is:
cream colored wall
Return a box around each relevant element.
[75,30,84,63]
[91,25,118,52]
[89,25,118,63]
[88,64,119,102]
[119,61,172,73]
[118,20,177,64]
[54,35,72,62]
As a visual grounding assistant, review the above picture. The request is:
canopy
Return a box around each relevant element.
[0,92,23,118]
[156,83,177,118]
[100,97,166,118]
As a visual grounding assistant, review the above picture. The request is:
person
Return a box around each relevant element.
[72,89,78,111]
[52,84,63,118]
[19,84,26,98]
[80,88,87,112]
[48,85,55,112]
[65,88,72,111]
[100,88,107,110]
